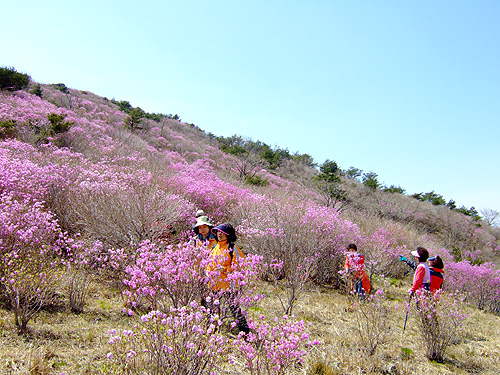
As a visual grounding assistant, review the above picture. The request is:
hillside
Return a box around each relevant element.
[1,78,500,374]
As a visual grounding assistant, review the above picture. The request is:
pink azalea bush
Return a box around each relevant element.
[106,304,229,374]
[236,197,358,312]
[232,314,319,375]
[0,191,68,333]
[413,291,469,362]
[351,289,395,355]
[445,261,500,313]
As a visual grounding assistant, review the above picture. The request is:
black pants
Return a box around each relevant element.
[229,303,250,334]
[202,292,250,334]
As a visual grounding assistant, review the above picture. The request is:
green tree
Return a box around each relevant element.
[0,120,17,139]
[319,159,341,180]
[314,160,347,208]
[455,206,481,221]
[291,152,317,168]
[52,83,69,93]
[47,113,73,134]
[383,185,406,194]
[421,191,446,206]
[413,191,447,206]
[30,83,43,98]
[362,171,379,191]
[259,146,290,170]
[0,66,31,91]
[446,199,457,210]
[345,166,363,180]
[124,107,146,131]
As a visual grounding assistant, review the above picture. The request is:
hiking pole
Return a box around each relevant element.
[403,292,413,333]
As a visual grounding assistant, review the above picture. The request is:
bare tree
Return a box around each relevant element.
[480,208,500,227]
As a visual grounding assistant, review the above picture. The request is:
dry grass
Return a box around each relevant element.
[2,277,498,374]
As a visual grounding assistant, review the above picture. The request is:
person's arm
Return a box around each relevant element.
[399,255,417,270]
[409,265,425,292]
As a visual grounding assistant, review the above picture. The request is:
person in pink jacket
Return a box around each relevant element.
[408,247,431,295]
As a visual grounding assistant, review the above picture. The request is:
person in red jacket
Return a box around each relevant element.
[344,244,371,295]
[399,251,443,296]
[428,256,444,294]
[408,247,431,295]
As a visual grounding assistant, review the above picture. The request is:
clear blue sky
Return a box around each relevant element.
[2,1,499,213]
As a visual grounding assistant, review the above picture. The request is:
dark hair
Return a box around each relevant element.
[416,247,429,262]
[347,243,357,251]
[213,223,237,243]
[430,255,444,269]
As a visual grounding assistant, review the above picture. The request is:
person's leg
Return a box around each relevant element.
[229,303,250,334]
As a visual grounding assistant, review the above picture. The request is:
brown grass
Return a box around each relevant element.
[1,276,499,374]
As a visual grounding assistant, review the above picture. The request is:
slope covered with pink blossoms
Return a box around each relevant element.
[1,80,499,373]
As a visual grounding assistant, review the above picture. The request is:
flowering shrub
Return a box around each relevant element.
[231,314,319,375]
[445,261,500,313]
[123,241,210,311]
[0,192,67,333]
[351,289,394,355]
[358,225,409,278]
[236,198,356,313]
[106,304,229,374]
[124,239,264,316]
[166,159,255,223]
[413,291,469,361]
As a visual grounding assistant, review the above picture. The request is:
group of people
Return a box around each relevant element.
[400,247,444,296]
[191,210,249,334]
[343,244,445,298]
[191,209,445,332]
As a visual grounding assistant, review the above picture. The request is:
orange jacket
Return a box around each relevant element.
[206,240,244,291]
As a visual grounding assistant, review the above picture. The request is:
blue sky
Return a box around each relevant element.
[2,1,499,213]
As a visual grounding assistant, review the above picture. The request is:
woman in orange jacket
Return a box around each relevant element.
[206,223,249,334]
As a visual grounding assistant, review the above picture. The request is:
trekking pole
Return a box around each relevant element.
[403,292,413,333]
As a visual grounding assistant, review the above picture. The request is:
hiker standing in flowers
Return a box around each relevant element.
[399,253,444,296]
[192,215,217,249]
[428,256,444,294]
[408,247,431,295]
[344,243,371,295]
[206,223,249,334]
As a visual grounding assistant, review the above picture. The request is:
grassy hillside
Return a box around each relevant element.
[0,78,499,374]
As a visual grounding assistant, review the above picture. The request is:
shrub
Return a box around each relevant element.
[236,198,353,313]
[245,174,269,186]
[124,107,146,131]
[123,241,210,311]
[52,83,69,93]
[308,361,334,375]
[0,66,31,91]
[106,305,229,374]
[352,289,394,355]
[232,314,319,375]
[445,261,500,312]
[413,291,469,362]
[0,193,67,334]
[0,120,17,140]
[30,83,43,97]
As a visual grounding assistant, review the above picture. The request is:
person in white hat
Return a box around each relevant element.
[192,215,217,249]
[408,247,431,294]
